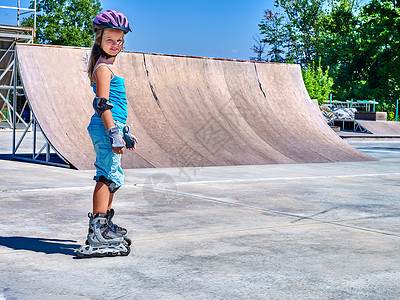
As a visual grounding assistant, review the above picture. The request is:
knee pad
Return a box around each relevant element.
[97,175,121,193]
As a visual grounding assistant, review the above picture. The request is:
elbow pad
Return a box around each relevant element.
[93,97,114,117]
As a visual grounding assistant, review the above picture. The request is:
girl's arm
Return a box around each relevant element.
[93,66,124,154]
[94,66,114,129]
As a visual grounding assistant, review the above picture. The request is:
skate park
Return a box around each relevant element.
[1,10,400,300]
[1,47,400,300]
[1,129,400,299]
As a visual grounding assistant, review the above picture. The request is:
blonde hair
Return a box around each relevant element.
[87,30,103,82]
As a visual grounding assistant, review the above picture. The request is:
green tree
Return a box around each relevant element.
[256,0,333,101]
[256,0,400,119]
[319,0,400,103]
[250,36,267,62]
[22,0,101,47]
[258,10,285,62]
[275,0,325,67]
[319,0,360,100]
[302,58,334,105]
[355,0,400,100]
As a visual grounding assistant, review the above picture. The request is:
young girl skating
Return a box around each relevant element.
[76,10,137,258]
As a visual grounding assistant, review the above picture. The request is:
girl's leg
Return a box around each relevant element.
[108,193,114,211]
[93,181,111,214]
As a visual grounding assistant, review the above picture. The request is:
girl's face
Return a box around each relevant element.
[100,28,124,57]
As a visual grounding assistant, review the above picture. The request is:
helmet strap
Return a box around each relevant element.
[100,47,118,59]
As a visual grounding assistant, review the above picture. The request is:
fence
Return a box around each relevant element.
[325,94,400,121]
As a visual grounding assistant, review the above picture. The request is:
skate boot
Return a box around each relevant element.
[107,208,132,246]
[107,208,127,235]
[75,213,130,258]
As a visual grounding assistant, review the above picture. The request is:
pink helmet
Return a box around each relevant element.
[93,10,131,34]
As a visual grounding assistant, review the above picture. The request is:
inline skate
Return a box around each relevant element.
[82,209,132,247]
[107,208,132,246]
[75,213,130,258]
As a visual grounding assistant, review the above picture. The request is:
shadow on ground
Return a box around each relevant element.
[0,154,71,168]
[0,154,14,161]
[0,236,78,256]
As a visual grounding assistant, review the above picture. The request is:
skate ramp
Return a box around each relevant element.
[16,44,374,169]
[357,120,400,136]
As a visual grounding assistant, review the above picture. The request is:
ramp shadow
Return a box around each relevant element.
[0,153,71,168]
[0,154,14,161]
[0,236,78,256]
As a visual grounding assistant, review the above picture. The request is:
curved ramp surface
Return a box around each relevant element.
[16,44,373,169]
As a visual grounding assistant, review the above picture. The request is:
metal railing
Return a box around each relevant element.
[11,53,70,168]
[0,1,36,36]
[1,2,69,167]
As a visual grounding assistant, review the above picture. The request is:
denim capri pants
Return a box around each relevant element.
[87,115,125,189]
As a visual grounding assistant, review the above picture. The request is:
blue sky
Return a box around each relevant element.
[0,0,276,60]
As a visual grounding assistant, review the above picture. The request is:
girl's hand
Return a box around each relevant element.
[127,134,138,151]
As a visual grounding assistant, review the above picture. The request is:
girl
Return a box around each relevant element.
[76,10,137,258]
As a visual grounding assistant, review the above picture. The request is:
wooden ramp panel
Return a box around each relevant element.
[16,44,374,170]
[357,120,400,136]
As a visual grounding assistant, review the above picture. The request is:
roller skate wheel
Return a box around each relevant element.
[120,246,131,256]
[124,237,132,246]
[75,246,93,258]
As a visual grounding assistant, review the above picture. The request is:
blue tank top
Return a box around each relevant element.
[91,65,128,124]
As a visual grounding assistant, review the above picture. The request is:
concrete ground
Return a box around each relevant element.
[0,130,400,300]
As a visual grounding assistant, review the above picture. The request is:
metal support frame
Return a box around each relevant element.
[0,58,28,128]
[1,1,36,129]
[11,53,70,168]
[1,1,70,168]
[354,121,372,134]
[0,30,33,128]
[328,119,372,134]
[0,4,36,37]
[328,100,378,112]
